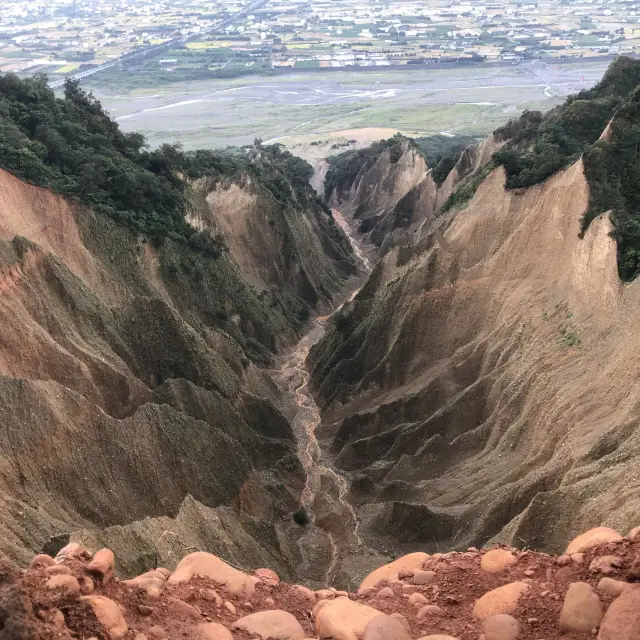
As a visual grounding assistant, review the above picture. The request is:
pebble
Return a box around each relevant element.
[408,592,428,606]
[413,570,436,585]
[417,605,444,619]
[203,589,223,606]
[224,601,236,615]
[168,597,201,620]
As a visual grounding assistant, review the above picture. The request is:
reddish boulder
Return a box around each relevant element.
[46,574,80,596]
[483,614,521,640]
[254,568,279,585]
[597,577,627,598]
[231,610,306,640]
[472,582,530,620]
[29,554,54,570]
[598,585,640,640]
[363,615,412,640]
[413,570,436,585]
[87,548,115,585]
[480,549,517,573]
[589,555,623,574]
[315,597,384,640]
[81,595,128,640]
[565,528,622,555]
[193,622,233,640]
[559,582,603,633]
[360,553,429,590]
[168,552,259,595]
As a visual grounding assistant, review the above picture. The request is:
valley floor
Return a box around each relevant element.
[90,59,610,150]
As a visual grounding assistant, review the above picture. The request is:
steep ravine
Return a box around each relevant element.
[0,164,357,581]
[271,208,389,589]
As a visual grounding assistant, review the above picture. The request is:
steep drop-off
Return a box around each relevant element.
[325,136,503,254]
[0,162,355,578]
[188,173,354,313]
[311,149,640,558]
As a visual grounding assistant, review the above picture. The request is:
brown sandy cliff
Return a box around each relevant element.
[311,149,640,557]
[0,165,354,576]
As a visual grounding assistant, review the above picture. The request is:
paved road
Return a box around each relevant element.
[49,0,269,89]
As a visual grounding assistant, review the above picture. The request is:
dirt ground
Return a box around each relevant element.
[5,531,639,640]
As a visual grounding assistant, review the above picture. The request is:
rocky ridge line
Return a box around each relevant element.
[5,525,640,640]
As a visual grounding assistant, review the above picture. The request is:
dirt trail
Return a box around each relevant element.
[273,209,371,585]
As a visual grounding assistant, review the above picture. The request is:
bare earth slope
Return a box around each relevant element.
[327,136,503,254]
[310,156,640,557]
[0,166,354,575]
[188,174,355,312]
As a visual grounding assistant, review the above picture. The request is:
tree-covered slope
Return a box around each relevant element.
[0,74,334,255]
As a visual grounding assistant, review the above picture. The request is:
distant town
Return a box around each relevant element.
[2,0,640,84]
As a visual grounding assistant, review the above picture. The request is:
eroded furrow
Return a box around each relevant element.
[273,209,371,585]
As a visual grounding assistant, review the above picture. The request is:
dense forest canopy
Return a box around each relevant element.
[0,73,320,253]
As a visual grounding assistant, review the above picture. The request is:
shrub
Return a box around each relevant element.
[293,507,309,525]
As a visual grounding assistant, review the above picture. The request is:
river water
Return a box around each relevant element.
[273,208,371,585]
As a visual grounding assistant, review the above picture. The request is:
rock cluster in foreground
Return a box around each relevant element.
[3,526,640,640]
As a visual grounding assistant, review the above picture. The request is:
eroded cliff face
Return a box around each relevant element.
[188,173,356,312]
[0,166,354,576]
[311,156,640,556]
[326,136,503,253]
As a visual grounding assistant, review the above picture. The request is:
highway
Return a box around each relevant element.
[49,0,269,89]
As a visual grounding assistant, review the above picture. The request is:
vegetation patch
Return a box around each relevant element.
[489,56,640,281]
[413,133,479,185]
[292,507,309,525]
[440,164,493,213]
[0,73,319,256]
[582,98,640,280]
